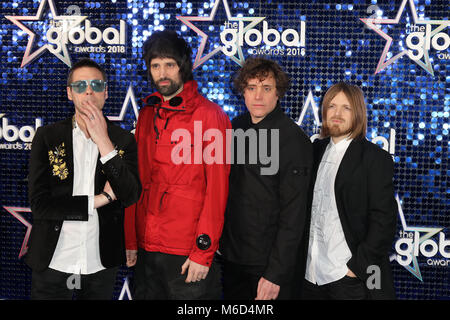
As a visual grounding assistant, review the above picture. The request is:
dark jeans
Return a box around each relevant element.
[132,249,222,300]
[302,276,368,300]
[31,267,119,300]
[222,260,292,300]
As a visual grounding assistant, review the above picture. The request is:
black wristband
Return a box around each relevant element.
[101,191,113,203]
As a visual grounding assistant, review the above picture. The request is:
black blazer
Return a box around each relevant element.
[26,117,142,272]
[220,106,313,287]
[305,137,397,299]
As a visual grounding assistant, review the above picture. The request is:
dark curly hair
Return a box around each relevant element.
[142,30,193,84]
[233,57,290,98]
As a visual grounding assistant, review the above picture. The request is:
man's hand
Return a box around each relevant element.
[255,277,280,300]
[103,181,117,201]
[181,258,209,283]
[346,268,357,278]
[126,250,138,267]
[79,101,114,156]
[94,181,117,209]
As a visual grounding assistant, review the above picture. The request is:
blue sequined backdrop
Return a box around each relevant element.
[0,0,448,299]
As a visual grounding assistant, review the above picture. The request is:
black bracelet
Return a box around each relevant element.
[101,191,113,203]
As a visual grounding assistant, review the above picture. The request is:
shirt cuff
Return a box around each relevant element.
[100,149,118,164]
[88,195,95,216]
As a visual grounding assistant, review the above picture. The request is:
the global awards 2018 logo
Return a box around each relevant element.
[361,0,449,76]
[177,0,306,69]
[5,0,126,68]
[391,196,449,282]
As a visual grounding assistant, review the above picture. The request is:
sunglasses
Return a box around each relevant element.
[68,79,107,94]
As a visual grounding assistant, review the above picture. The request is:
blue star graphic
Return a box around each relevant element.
[3,206,32,259]
[176,0,265,69]
[5,0,87,67]
[390,195,444,281]
[107,84,139,133]
[360,0,449,76]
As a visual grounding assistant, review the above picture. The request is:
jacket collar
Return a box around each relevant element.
[335,137,365,187]
[313,136,365,185]
[245,103,284,129]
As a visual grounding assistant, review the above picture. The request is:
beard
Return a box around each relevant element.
[327,118,352,138]
[155,78,182,97]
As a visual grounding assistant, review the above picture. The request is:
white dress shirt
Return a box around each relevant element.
[49,122,117,275]
[305,137,353,285]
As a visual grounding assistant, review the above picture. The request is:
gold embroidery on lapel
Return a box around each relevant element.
[48,142,69,180]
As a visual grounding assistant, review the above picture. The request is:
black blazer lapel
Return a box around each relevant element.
[333,138,365,249]
[334,138,364,192]
[54,117,75,190]
[312,137,330,173]
[308,137,330,215]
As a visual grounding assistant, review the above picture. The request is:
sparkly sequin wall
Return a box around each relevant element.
[0,0,448,300]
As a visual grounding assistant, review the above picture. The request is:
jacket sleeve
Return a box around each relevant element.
[101,129,141,208]
[124,108,148,251]
[124,202,138,251]
[28,127,89,222]
[263,130,313,285]
[347,147,397,281]
[189,109,232,267]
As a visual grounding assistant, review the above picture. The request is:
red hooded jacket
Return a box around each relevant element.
[124,80,231,267]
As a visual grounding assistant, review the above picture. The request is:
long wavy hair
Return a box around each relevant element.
[320,82,367,140]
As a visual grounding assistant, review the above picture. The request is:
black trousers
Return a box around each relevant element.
[222,260,292,300]
[302,276,368,300]
[132,249,222,300]
[31,267,119,300]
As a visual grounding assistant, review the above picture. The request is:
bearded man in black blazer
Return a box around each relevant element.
[300,82,397,300]
[27,58,141,299]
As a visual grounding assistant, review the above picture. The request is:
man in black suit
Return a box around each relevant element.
[301,82,397,300]
[220,58,313,300]
[27,58,141,299]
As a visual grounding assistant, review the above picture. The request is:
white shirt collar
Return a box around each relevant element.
[73,117,91,141]
[329,136,353,153]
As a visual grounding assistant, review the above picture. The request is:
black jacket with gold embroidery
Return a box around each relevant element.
[26,117,141,272]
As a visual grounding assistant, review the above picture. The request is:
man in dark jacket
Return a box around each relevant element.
[27,58,141,299]
[301,82,397,300]
[220,58,313,300]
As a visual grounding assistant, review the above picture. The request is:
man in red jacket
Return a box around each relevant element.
[124,30,231,299]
